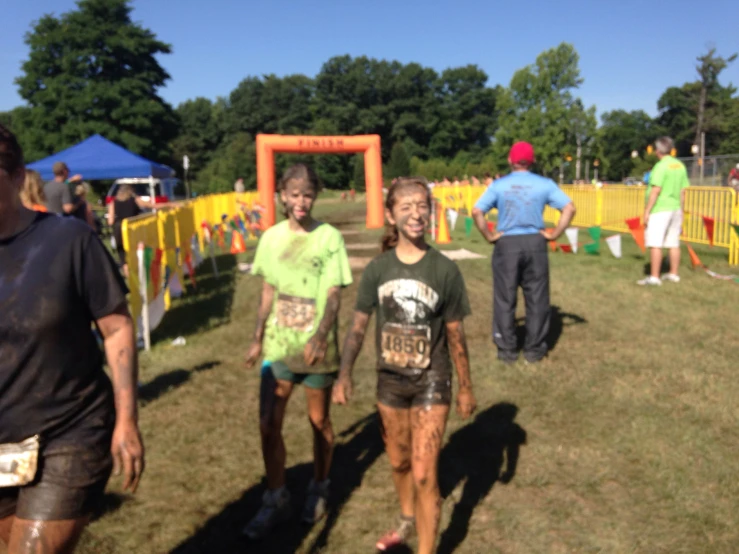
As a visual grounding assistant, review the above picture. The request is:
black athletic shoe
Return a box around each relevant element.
[497,350,518,364]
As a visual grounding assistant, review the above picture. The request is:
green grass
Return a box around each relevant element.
[78,201,739,553]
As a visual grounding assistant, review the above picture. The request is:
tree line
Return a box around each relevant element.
[1,0,737,194]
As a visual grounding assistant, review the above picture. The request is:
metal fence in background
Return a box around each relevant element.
[677,154,739,188]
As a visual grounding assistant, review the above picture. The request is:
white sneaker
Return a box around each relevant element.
[243,487,291,540]
[636,276,662,286]
[661,273,680,283]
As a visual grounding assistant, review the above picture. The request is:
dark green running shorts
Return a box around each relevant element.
[265,361,337,390]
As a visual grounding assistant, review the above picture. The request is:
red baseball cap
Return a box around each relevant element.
[509,142,535,165]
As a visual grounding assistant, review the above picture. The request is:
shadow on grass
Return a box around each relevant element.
[437,402,526,554]
[642,258,672,276]
[139,361,220,404]
[514,305,587,352]
[150,254,237,344]
[91,492,130,522]
[171,412,384,554]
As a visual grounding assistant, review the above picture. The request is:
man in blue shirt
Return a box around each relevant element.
[472,142,576,363]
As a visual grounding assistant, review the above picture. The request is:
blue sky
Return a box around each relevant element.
[2,0,737,120]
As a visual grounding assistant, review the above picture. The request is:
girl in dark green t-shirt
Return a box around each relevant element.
[333,178,477,554]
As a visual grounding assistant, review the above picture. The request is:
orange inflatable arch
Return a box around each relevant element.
[256,134,384,229]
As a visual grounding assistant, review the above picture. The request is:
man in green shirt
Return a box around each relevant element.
[638,136,690,286]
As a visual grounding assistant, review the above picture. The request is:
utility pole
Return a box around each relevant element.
[700,132,705,185]
[183,155,190,199]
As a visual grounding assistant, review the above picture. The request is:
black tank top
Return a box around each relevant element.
[114,197,141,223]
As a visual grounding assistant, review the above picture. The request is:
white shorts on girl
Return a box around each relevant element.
[645,210,682,248]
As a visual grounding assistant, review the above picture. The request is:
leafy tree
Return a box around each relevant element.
[225,74,314,138]
[15,0,177,162]
[170,97,223,181]
[715,97,739,155]
[599,110,661,179]
[0,111,13,130]
[494,43,594,180]
[195,133,256,194]
[353,154,365,191]
[387,142,411,179]
[430,66,498,158]
[658,81,738,157]
[693,48,737,153]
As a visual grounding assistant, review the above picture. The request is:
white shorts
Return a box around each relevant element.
[646,210,682,248]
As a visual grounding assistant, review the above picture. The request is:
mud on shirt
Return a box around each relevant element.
[0,213,127,448]
[251,221,353,374]
[355,248,471,377]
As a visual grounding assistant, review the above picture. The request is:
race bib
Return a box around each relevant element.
[276,294,316,333]
[381,323,431,369]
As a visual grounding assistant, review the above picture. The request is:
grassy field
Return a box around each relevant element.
[77,200,739,553]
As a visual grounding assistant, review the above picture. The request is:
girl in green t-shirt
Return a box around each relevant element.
[333,178,477,554]
[243,164,352,540]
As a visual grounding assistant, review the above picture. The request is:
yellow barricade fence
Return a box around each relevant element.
[122,212,160,348]
[122,191,261,349]
[433,184,739,265]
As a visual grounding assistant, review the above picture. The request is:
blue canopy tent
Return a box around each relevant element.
[27,134,173,181]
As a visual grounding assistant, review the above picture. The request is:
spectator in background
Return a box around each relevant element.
[43,162,83,215]
[638,136,690,286]
[483,172,493,186]
[234,178,245,193]
[107,184,155,277]
[73,183,97,229]
[728,163,739,192]
[20,169,47,212]
[472,142,576,364]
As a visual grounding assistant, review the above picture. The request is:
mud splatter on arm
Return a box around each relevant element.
[253,280,275,342]
[316,286,341,338]
[96,302,138,423]
[446,320,476,418]
[446,320,472,391]
[304,286,342,366]
[339,311,371,379]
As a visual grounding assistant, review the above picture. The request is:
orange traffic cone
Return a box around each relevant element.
[686,244,704,269]
[436,203,451,244]
[230,231,247,254]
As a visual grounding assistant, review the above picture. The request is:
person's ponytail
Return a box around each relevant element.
[381,224,399,252]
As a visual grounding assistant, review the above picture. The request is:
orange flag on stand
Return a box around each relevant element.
[559,244,573,253]
[486,221,496,232]
[185,253,197,288]
[230,231,247,254]
[686,244,704,269]
[702,216,715,247]
[625,217,646,253]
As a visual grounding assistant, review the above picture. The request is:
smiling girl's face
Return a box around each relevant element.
[387,184,430,243]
